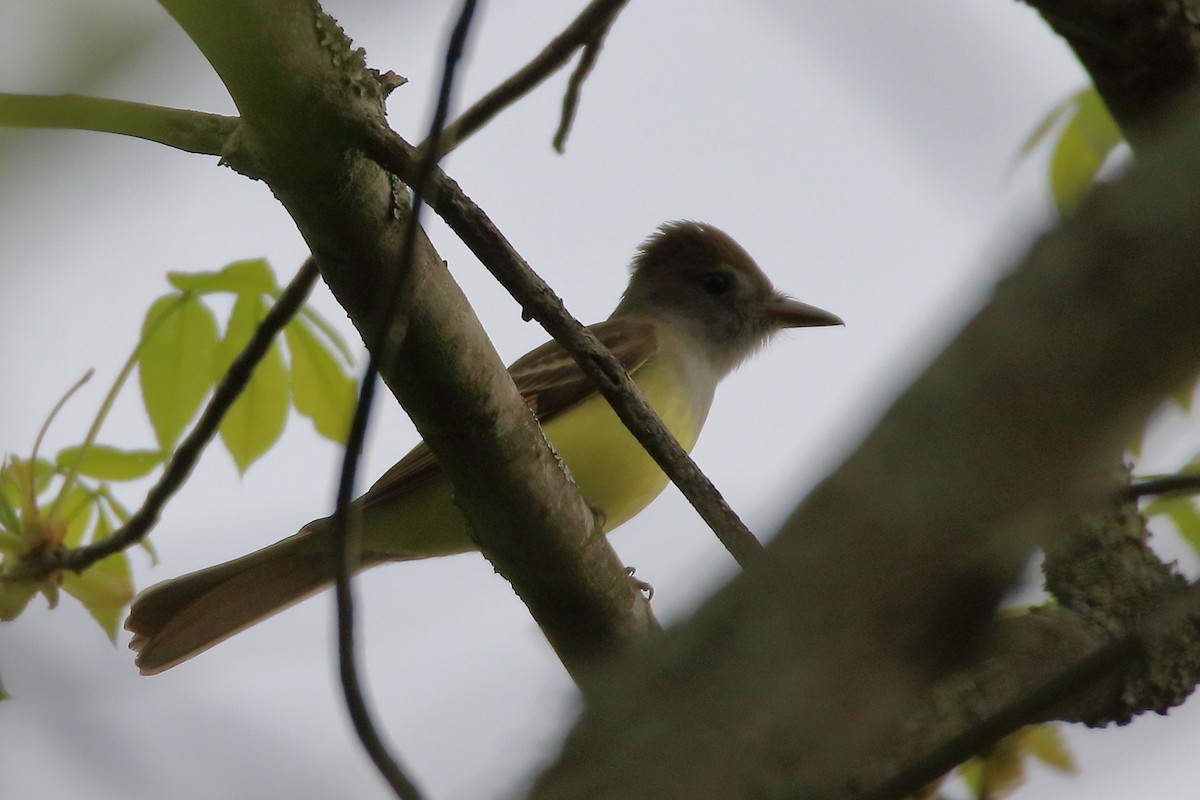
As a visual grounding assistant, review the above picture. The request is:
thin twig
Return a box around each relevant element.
[425,0,629,159]
[330,2,478,797]
[357,125,764,567]
[1125,474,1200,500]
[10,259,320,579]
[552,11,617,153]
[0,93,234,155]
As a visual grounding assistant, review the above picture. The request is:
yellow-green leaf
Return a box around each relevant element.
[1,457,54,511]
[57,485,95,548]
[1155,497,1200,554]
[168,258,278,296]
[1049,89,1123,216]
[0,581,39,621]
[60,512,132,642]
[0,470,19,533]
[216,293,289,473]
[55,444,164,482]
[296,305,356,366]
[139,293,218,450]
[1022,724,1077,774]
[285,318,356,442]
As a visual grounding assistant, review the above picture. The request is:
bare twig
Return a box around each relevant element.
[426,0,629,158]
[0,93,234,155]
[10,258,320,580]
[358,125,764,566]
[552,10,617,153]
[330,1,478,797]
[1125,474,1200,500]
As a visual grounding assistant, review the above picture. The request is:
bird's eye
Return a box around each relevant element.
[700,272,733,295]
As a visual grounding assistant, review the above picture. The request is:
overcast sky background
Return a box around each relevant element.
[3,2,1200,799]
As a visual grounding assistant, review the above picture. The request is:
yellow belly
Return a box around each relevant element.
[540,357,701,530]
[360,356,703,558]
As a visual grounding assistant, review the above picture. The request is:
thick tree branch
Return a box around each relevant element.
[156,0,655,679]
[327,2,478,796]
[0,93,234,155]
[1022,0,1200,146]
[526,94,1200,799]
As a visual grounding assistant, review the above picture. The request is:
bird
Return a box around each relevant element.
[125,220,842,674]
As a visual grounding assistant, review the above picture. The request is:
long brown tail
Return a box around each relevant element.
[126,521,378,675]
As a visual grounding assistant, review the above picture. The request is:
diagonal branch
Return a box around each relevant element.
[0,93,234,155]
[10,258,320,580]
[160,0,656,680]
[360,123,764,567]
[329,1,479,797]
[428,0,629,158]
[551,7,617,153]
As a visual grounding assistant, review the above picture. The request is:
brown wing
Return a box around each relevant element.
[359,318,658,511]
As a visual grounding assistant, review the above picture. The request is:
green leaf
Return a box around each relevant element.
[1,457,56,512]
[0,581,39,622]
[0,469,20,533]
[57,484,95,548]
[296,305,356,366]
[0,670,9,701]
[167,258,278,296]
[1049,89,1124,216]
[1166,499,1200,554]
[60,510,132,641]
[138,293,219,450]
[285,318,356,442]
[55,444,164,482]
[216,293,290,473]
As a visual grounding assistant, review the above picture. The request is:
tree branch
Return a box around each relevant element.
[7,258,320,580]
[429,0,629,158]
[329,1,478,796]
[158,0,656,680]
[1021,0,1200,146]
[552,8,616,153]
[359,125,764,568]
[525,92,1200,799]
[0,93,234,155]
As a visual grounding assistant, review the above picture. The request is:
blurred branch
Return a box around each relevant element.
[428,0,629,158]
[329,1,478,797]
[8,259,319,581]
[361,123,764,567]
[0,93,233,155]
[1022,0,1200,147]
[1126,474,1200,500]
[526,91,1200,798]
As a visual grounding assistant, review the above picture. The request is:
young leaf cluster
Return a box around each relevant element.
[0,258,356,693]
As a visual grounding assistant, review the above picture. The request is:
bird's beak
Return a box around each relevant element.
[758,296,844,328]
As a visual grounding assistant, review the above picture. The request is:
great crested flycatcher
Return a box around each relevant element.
[126,221,842,674]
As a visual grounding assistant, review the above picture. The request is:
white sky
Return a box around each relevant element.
[3,2,1199,799]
